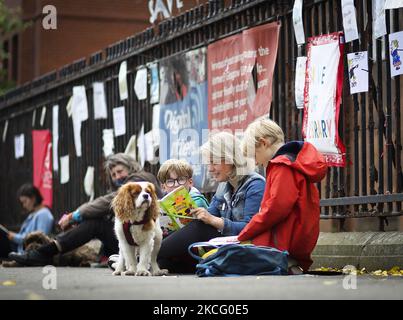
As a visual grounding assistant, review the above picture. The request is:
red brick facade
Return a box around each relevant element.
[4,0,203,84]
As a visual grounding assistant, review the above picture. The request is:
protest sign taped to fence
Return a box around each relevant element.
[302,32,346,167]
[33,130,53,208]
[159,47,214,192]
[208,22,280,132]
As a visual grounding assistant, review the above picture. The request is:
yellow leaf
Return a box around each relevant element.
[2,280,16,286]
[389,266,400,273]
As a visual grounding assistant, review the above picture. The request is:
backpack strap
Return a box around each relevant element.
[187,242,219,261]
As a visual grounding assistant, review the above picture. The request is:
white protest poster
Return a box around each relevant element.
[72,118,82,157]
[40,106,47,127]
[303,33,346,167]
[124,135,137,160]
[144,131,155,162]
[385,0,403,9]
[293,0,305,45]
[32,109,36,127]
[71,86,88,157]
[93,82,108,119]
[389,31,403,77]
[150,63,160,104]
[118,61,128,101]
[137,124,145,168]
[373,0,387,39]
[72,86,88,121]
[102,129,115,157]
[84,166,95,201]
[60,155,70,184]
[2,120,8,143]
[52,105,59,172]
[113,106,126,137]
[14,134,25,159]
[342,0,359,43]
[152,104,161,146]
[134,67,148,100]
[66,96,73,117]
[295,56,307,108]
[347,51,369,94]
[144,130,159,164]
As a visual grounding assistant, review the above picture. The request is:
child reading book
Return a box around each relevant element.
[157,159,209,235]
[159,186,198,230]
[0,184,54,259]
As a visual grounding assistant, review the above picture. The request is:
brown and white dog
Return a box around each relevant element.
[111,181,168,276]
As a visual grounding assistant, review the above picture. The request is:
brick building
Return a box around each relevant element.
[3,0,201,85]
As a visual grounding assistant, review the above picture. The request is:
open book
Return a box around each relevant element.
[190,236,241,247]
[188,236,249,259]
[159,186,198,232]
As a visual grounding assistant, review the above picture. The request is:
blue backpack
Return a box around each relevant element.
[188,243,289,277]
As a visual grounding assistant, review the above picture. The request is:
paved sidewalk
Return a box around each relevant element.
[1,267,402,300]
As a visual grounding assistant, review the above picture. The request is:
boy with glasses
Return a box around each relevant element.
[157,159,209,209]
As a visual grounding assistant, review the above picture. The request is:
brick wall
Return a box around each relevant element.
[13,0,205,84]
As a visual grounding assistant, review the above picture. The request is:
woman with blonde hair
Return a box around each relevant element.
[157,132,266,273]
[238,118,328,273]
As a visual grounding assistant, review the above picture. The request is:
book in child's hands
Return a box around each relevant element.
[159,186,198,232]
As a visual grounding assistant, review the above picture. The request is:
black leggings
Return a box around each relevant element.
[55,218,119,257]
[157,220,221,274]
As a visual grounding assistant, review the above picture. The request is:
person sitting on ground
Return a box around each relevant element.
[158,159,210,237]
[237,118,328,273]
[156,132,266,274]
[9,153,163,266]
[0,184,54,258]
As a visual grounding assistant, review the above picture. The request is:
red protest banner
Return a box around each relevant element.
[32,130,53,208]
[208,22,280,131]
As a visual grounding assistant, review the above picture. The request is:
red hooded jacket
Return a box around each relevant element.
[238,141,327,271]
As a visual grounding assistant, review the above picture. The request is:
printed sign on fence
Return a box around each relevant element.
[208,22,280,131]
[302,32,346,167]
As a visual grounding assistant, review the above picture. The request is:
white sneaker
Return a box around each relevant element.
[107,254,119,271]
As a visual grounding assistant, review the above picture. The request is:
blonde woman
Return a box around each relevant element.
[157,132,265,273]
[238,118,328,272]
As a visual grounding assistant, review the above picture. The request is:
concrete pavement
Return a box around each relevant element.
[1,267,402,300]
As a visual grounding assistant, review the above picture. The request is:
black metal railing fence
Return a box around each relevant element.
[0,0,402,230]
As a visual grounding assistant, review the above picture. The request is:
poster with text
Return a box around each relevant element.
[159,47,214,192]
[208,22,280,132]
[302,32,346,167]
[33,130,53,208]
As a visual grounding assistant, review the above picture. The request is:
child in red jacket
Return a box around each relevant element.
[239,118,328,272]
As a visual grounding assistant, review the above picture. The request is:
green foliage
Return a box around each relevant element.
[0,1,28,95]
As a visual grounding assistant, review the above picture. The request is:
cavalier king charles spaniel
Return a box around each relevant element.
[111,181,168,276]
